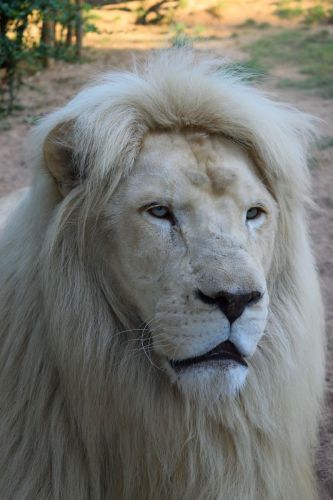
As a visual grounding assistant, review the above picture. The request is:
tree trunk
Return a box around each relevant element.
[41,18,51,68]
[66,22,73,47]
[75,0,83,58]
[0,11,8,38]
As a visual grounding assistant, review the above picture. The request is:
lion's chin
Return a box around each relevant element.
[166,361,249,403]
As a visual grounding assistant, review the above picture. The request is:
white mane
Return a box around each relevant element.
[0,49,325,499]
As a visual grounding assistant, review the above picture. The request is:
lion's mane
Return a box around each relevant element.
[0,50,325,499]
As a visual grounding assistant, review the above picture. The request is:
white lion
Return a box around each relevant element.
[0,50,326,499]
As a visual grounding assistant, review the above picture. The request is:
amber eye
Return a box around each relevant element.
[246,206,264,221]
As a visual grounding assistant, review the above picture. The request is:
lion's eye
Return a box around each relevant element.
[149,206,169,218]
[246,207,264,221]
[147,205,176,225]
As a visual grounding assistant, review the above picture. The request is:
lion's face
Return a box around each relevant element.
[107,131,277,400]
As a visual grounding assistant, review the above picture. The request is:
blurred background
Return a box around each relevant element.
[0,1,332,498]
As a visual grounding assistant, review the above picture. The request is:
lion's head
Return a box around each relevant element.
[39,50,317,408]
[100,130,276,400]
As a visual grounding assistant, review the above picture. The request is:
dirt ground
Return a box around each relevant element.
[0,2,332,497]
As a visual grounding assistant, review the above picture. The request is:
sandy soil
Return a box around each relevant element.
[0,3,332,497]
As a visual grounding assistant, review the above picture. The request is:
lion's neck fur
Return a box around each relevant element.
[0,179,325,500]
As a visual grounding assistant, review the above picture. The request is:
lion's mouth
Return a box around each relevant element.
[170,340,248,372]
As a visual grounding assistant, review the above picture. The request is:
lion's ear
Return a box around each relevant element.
[43,121,77,197]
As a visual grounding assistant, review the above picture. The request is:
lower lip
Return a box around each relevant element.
[170,353,248,372]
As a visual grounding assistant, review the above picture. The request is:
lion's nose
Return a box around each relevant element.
[196,289,263,324]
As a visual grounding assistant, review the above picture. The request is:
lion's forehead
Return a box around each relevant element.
[129,131,267,206]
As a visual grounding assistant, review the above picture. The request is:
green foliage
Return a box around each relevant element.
[23,114,40,125]
[171,34,192,47]
[169,21,192,46]
[303,5,332,25]
[257,22,271,29]
[170,21,187,36]
[193,24,205,35]
[246,28,333,98]
[241,18,257,27]
[84,22,99,33]
[0,0,95,115]
[239,18,270,29]
[275,7,303,19]
[274,1,333,25]
[135,6,146,21]
[0,1,35,114]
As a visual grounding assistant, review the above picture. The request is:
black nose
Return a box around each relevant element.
[196,289,262,324]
